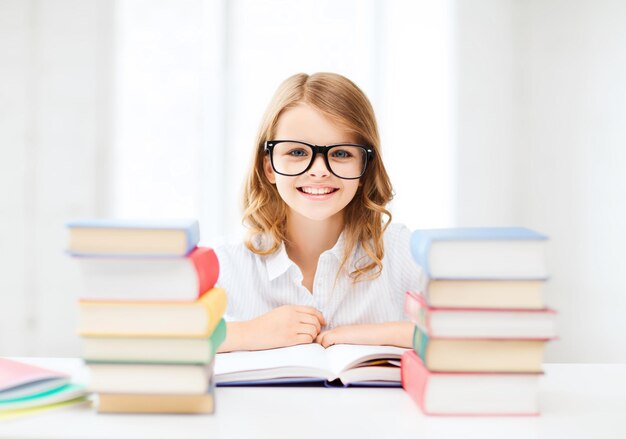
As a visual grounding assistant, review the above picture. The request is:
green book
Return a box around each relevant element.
[83,318,227,365]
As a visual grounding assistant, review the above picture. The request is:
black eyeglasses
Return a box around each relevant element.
[264,140,373,180]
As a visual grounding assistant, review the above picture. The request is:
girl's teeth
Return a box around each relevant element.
[302,187,333,195]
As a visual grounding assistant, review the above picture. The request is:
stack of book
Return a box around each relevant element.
[0,358,88,421]
[67,219,227,414]
[401,227,557,416]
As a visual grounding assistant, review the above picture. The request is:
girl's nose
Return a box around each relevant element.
[308,154,330,177]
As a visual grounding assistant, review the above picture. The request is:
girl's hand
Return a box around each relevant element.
[315,322,414,348]
[315,325,376,348]
[244,305,326,350]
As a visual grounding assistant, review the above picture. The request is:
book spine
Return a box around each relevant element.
[189,247,220,296]
[412,325,430,365]
[208,319,227,358]
[184,221,201,254]
[410,230,433,276]
[199,288,228,336]
[401,351,429,413]
[404,291,430,333]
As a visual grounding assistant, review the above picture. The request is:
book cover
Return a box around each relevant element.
[410,227,549,279]
[0,358,69,396]
[214,344,407,387]
[0,383,88,412]
[401,350,541,416]
[76,247,219,302]
[78,287,227,337]
[0,359,88,417]
[66,219,199,257]
[404,291,557,339]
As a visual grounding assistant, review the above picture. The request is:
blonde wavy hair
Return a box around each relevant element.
[242,72,394,282]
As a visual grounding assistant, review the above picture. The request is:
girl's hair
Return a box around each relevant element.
[242,72,394,282]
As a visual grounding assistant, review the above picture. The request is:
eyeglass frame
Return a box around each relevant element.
[264,140,374,180]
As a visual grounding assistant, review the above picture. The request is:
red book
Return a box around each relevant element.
[76,247,220,302]
[401,350,541,416]
[404,291,557,340]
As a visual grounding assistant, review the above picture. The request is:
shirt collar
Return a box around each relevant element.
[264,232,349,282]
[265,241,296,281]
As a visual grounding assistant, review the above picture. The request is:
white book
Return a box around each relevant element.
[74,247,218,302]
[214,344,407,386]
[405,291,557,339]
[87,362,213,394]
[411,227,549,279]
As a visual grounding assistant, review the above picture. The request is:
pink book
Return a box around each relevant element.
[401,350,541,416]
[0,358,69,398]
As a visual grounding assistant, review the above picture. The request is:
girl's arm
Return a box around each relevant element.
[315,321,414,348]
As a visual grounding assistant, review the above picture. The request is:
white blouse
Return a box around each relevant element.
[214,223,424,329]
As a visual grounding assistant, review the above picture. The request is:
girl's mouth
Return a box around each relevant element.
[297,186,339,195]
[296,186,340,200]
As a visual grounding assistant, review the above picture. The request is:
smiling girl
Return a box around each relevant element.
[216,72,423,352]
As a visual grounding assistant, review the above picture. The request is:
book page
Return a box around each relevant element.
[214,344,332,382]
[324,344,408,377]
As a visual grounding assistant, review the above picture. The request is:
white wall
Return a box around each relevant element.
[455,0,520,226]
[523,0,626,362]
[2,0,625,362]
[454,0,626,362]
[0,0,456,356]
[0,0,113,356]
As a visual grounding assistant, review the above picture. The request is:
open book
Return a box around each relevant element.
[214,344,408,387]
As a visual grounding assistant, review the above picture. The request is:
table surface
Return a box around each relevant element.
[1,358,626,439]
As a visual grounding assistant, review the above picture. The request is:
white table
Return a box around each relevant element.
[1,358,625,439]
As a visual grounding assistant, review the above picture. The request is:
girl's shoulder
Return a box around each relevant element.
[381,222,416,266]
[212,233,275,266]
[383,222,412,245]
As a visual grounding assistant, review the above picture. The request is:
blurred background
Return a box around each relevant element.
[1,0,624,362]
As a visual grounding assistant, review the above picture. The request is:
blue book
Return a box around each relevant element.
[66,219,199,257]
[410,227,548,280]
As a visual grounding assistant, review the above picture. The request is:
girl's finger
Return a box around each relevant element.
[295,306,326,326]
[299,312,322,333]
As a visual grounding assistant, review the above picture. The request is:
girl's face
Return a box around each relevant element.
[264,103,361,223]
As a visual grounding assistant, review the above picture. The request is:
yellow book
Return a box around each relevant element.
[78,288,227,337]
[97,392,214,414]
[0,397,90,421]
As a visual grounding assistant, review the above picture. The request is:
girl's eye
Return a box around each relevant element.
[331,149,352,159]
[287,149,308,157]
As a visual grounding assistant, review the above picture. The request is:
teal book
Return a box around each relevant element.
[410,227,548,280]
[83,319,227,364]
[0,383,88,413]
[66,218,200,257]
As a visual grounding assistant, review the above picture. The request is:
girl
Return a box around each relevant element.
[216,72,423,352]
